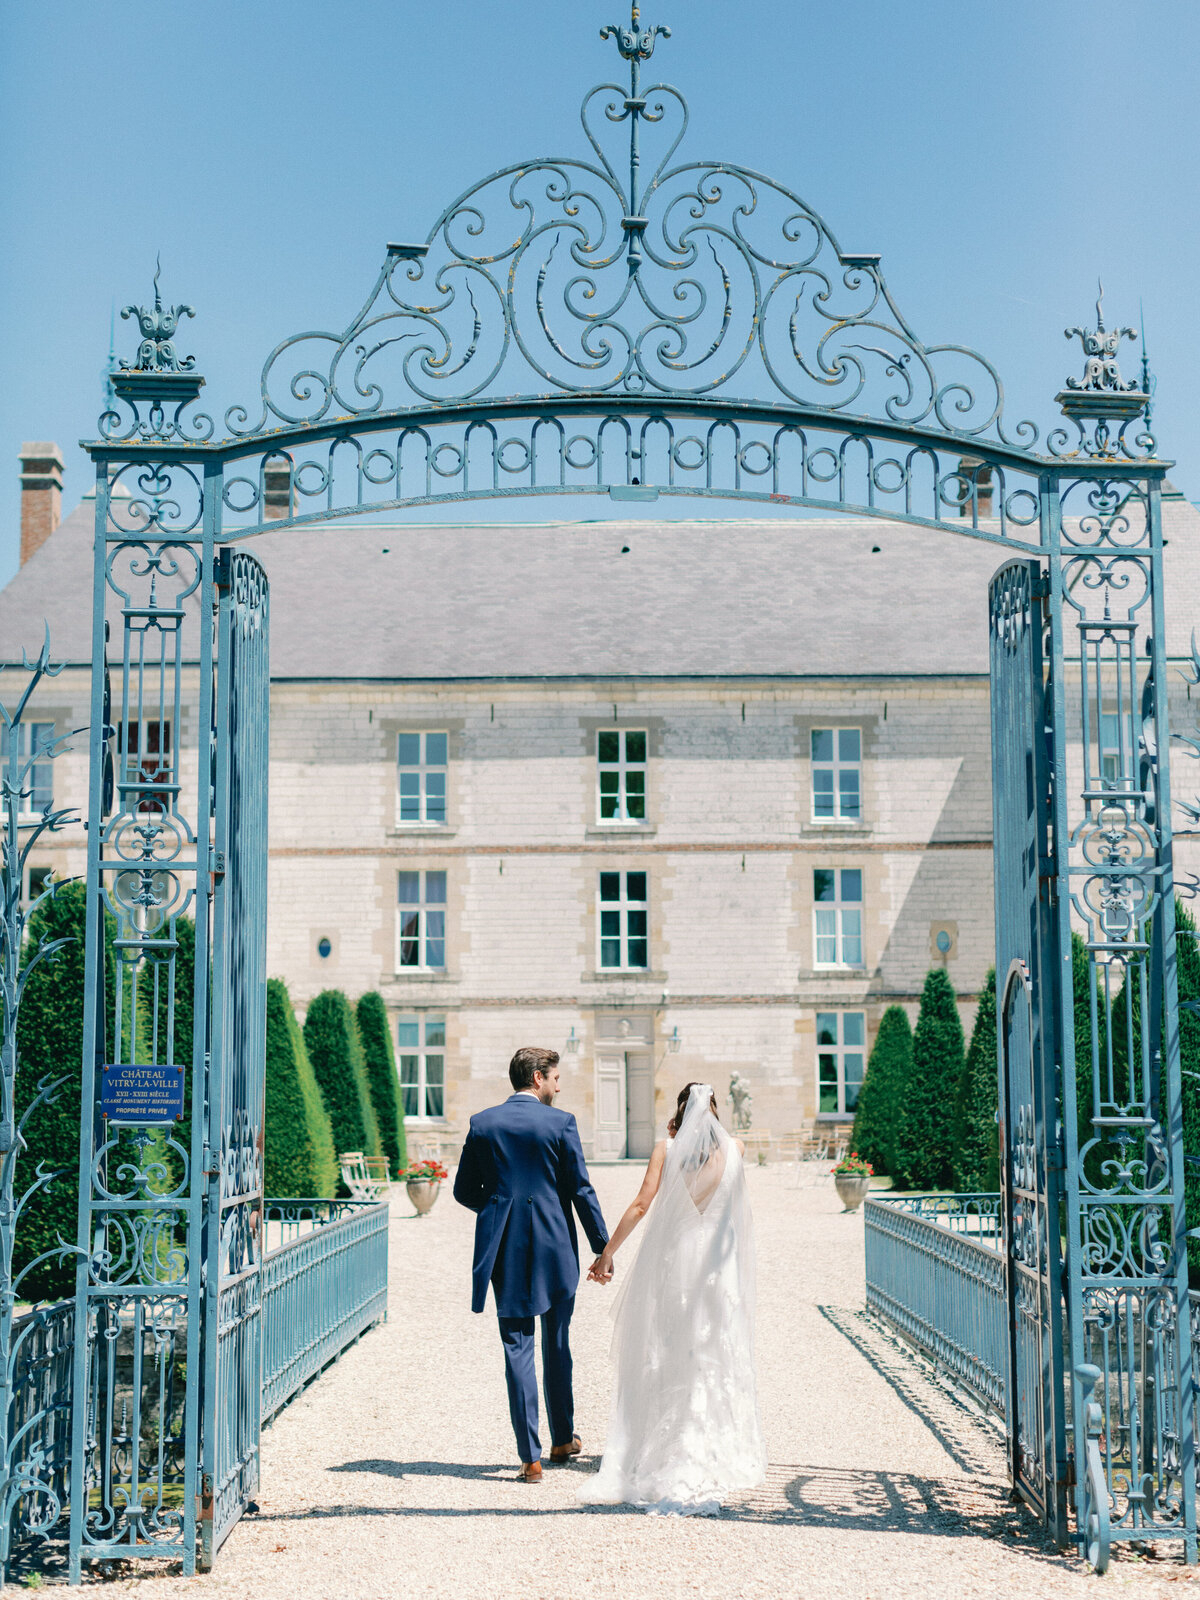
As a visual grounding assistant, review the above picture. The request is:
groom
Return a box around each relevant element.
[453,1046,609,1482]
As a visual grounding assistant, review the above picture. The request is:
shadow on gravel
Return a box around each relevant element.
[817,1303,1001,1477]
[332,1459,516,1480]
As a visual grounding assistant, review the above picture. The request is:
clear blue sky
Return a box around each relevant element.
[1,0,1196,582]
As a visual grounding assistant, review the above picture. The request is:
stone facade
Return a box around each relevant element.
[0,666,1004,1156]
[8,496,1200,1160]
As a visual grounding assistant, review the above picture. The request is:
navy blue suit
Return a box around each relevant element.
[454,1093,608,1461]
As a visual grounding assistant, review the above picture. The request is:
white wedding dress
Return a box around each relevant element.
[579,1084,767,1515]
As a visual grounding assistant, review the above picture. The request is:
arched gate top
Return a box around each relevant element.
[92,8,1163,542]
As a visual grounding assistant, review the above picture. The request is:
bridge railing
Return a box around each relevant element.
[1,1197,388,1574]
[261,1198,390,1423]
[863,1193,1007,1416]
[866,1193,1200,1473]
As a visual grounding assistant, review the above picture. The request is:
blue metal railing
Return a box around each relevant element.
[4,1299,74,1561]
[866,1195,1200,1506]
[261,1199,389,1422]
[0,1199,388,1572]
[875,1192,1002,1241]
[863,1194,1007,1416]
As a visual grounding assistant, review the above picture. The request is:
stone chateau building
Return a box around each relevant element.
[5,443,1200,1159]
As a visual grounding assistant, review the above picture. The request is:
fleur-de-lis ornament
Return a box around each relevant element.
[120,257,196,374]
[1065,282,1138,395]
[600,3,670,61]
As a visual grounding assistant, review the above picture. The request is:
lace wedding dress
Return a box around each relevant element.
[579,1084,767,1515]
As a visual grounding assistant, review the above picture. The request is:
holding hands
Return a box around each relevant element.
[588,1249,614,1286]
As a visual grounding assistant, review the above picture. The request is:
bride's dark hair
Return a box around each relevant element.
[667,1082,719,1137]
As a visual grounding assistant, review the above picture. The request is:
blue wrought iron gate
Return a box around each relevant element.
[200,551,269,1567]
[63,5,1198,1576]
[989,560,1068,1543]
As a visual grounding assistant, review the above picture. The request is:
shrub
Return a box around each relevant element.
[13,882,94,1301]
[897,967,964,1191]
[1177,904,1200,1281]
[849,1005,912,1178]
[356,992,406,1179]
[952,969,999,1191]
[265,980,338,1198]
[303,990,382,1163]
[1108,904,1200,1280]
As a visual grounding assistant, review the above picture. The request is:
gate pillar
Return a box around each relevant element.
[69,449,219,1580]
[1047,470,1197,1561]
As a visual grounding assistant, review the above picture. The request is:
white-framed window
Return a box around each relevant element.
[813,868,864,967]
[397,1013,446,1120]
[817,1011,866,1117]
[19,864,53,912]
[0,723,54,816]
[397,870,446,970]
[1098,710,1128,789]
[397,731,448,825]
[811,728,861,822]
[598,730,647,823]
[119,718,171,818]
[599,870,648,969]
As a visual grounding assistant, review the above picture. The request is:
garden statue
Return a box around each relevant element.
[728,1072,753,1133]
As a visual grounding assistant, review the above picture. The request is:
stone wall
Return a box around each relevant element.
[21,661,1200,1160]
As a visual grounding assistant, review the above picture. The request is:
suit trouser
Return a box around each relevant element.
[497,1295,575,1463]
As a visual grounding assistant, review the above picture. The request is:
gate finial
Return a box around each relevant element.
[1139,298,1156,438]
[119,255,196,375]
[1063,280,1138,395]
[600,5,671,275]
[600,4,670,64]
[1055,284,1148,457]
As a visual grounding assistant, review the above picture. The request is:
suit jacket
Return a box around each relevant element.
[453,1093,609,1318]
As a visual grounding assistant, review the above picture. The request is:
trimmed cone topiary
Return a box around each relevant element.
[14,883,108,1301]
[952,969,999,1191]
[265,979,338,1198]
[356,992,406,1179]
[849,1005,912,1178]
[1177,903,1200,1282]
[303,990,383,1164]
[897,967,964,1191]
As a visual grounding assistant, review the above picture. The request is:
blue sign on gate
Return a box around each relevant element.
[100,1063,185,1125]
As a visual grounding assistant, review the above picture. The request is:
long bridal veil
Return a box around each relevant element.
[580,1083,767,1514]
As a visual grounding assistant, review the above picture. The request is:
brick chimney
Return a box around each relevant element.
[19,443,64,564]
[263,458,294,521]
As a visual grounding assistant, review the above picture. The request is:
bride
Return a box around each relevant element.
[578,1082,767,1514]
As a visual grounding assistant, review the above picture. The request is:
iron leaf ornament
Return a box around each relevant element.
[1064,283,1139,395]
[120,258,196,375]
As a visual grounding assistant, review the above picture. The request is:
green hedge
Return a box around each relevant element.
[303,990,382,1163]
[952,968,999,1191]
[896,967,964,1191]
[1105,904,1200,1280]
[1177,904,1200,1281]
[357,992,406,1179]
[849,1005,911,1177]
[265,979,338,1198]
[13,883,94,1301]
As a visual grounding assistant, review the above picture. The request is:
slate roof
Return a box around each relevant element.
[3,495,1199,679]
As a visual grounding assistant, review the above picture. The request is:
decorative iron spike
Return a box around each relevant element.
[1063,281,1138,395]
[119,259,196,375]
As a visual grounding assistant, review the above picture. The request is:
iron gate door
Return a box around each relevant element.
[989,559,1068,1545]
[201,550,269,1566]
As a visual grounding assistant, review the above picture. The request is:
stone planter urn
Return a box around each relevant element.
[834,1174,871,1213]
[406,1179,441,1217]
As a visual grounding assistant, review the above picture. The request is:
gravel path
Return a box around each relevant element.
[88,1165,1200,1599]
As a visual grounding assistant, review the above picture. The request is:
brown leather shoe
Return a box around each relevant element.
[549,1435,582,1463]
[517,1460,543,1483]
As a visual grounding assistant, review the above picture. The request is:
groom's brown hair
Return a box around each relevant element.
[509,1046,560,1091]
